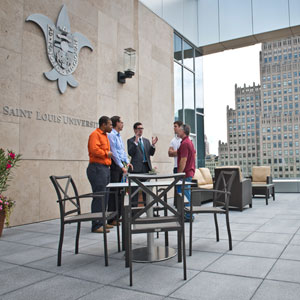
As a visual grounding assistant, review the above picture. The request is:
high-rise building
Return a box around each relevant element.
[218,83,261,176]
[204,134,210,156]
[260,37,300,178]
[219,36,300,178]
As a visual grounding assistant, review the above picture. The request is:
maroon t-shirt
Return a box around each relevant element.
[177,136,196,178]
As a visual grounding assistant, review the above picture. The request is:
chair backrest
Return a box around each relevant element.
[199,168,213,184]
[128,173,186,221]
[215,166,243,182]
[252,166,271,183]
[50,175,81,220]
[193,169,206,186]
[213,170,236,207]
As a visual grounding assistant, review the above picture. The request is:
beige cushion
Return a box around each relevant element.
[199,183,213,189]
[199,168,213,184]
[215,166,243,181]
[252,166,270,183]
[193,169,206,185]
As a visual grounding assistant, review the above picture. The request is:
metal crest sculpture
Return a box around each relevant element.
[26,5,93,94]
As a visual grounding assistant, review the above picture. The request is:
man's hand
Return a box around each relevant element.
[107,151,113,158]
[152,136,158,146]
[134,135,139,144]
[122,167,127,174]
[168,147,177,157]
[128,163,133,171]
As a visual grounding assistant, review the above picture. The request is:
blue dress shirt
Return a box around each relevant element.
[108,129,129,168]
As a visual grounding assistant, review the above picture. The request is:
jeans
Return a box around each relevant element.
[87,163,110,231]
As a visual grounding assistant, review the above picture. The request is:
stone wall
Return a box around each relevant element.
[0,0,174,226]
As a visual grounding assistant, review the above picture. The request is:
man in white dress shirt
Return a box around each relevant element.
[168,120,183,173]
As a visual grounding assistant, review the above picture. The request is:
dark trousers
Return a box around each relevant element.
[131,162,150,206]
[108,160,123,220]
[87,163,110,231]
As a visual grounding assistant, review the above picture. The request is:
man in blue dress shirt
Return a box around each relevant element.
[108,116,133,225]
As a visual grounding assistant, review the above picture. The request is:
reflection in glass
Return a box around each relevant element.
[184,68,195,133]
[195,50,204,113]
[197,114,205,167]
[174,62,183,121]
[183,41,193,70]
[174,34,182,62]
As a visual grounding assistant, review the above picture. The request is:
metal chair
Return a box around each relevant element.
[187,170,236,256]
[50,175,120,266]
[124,173,187,286]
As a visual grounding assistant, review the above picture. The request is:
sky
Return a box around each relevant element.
[203,44,261,155]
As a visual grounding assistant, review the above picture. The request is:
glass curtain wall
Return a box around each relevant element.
[174,32,205,167]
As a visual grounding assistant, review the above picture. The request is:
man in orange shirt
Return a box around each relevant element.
[87,116,113,233]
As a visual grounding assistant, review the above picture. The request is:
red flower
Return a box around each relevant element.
[9,152,15,159]
[6,163,12,169]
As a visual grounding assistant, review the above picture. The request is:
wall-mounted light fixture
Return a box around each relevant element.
[117,48,136,84]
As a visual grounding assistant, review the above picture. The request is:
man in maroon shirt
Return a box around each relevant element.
[177,124,196,221]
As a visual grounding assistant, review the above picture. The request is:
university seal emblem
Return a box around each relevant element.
[26,5,93,94]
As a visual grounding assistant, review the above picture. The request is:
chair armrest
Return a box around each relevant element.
[56,190,116,202]
[267,176,272,184]
[191,179,198,185]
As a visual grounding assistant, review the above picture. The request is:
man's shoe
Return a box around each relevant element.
[184,215,194,223]
[106,224,114,229]
[93,227,110,233]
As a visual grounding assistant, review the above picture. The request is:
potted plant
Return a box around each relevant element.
[0,149,21,236]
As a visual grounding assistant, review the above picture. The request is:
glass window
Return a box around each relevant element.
[174,34,182,62]
[184,68,195,133]
[174,62,182,121]
[183,41,193,70]
[195,50,203,113]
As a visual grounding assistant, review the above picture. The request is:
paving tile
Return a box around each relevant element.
[170,271,262,300]
[189,238,237,253]
[64,257,144,284]
[280,244,300,260]
[79,240,121,256]
[113,264,199,296]
[230,241,286,258]
[290,234,300,244]
[267,259,300,283]
[222,223,262,232]
[0,261,19,272]
[257,224,299,234]
[0,266,55,296]
[156,250,222,271]
[1,275,101,300]
[252,279,300,300]
[78,285,164,300]
[205,229,252,241]
[0,240,34,257]
[0,245,57,265]
[0,229,45,242]
[206,254,276,278]
[245,232,293,244]
[25,252,101,274]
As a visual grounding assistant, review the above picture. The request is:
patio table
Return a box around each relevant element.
[107,179,186,262]
[252,183,275,205]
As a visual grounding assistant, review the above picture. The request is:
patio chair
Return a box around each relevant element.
[214,166,252,211]
[50,175,120,267]
[251,166,275,205]
[192,168,214,205]
[187,170,236,255]
[124,173,187,286]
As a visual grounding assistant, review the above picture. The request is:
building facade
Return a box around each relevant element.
[260,36,300,178]
[218,84,261,176]
[0,1,179,226]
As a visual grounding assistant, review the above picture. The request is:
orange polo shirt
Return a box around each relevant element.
[88,128,111,165]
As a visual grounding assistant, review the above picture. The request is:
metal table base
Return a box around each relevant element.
[132,246,177,262]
